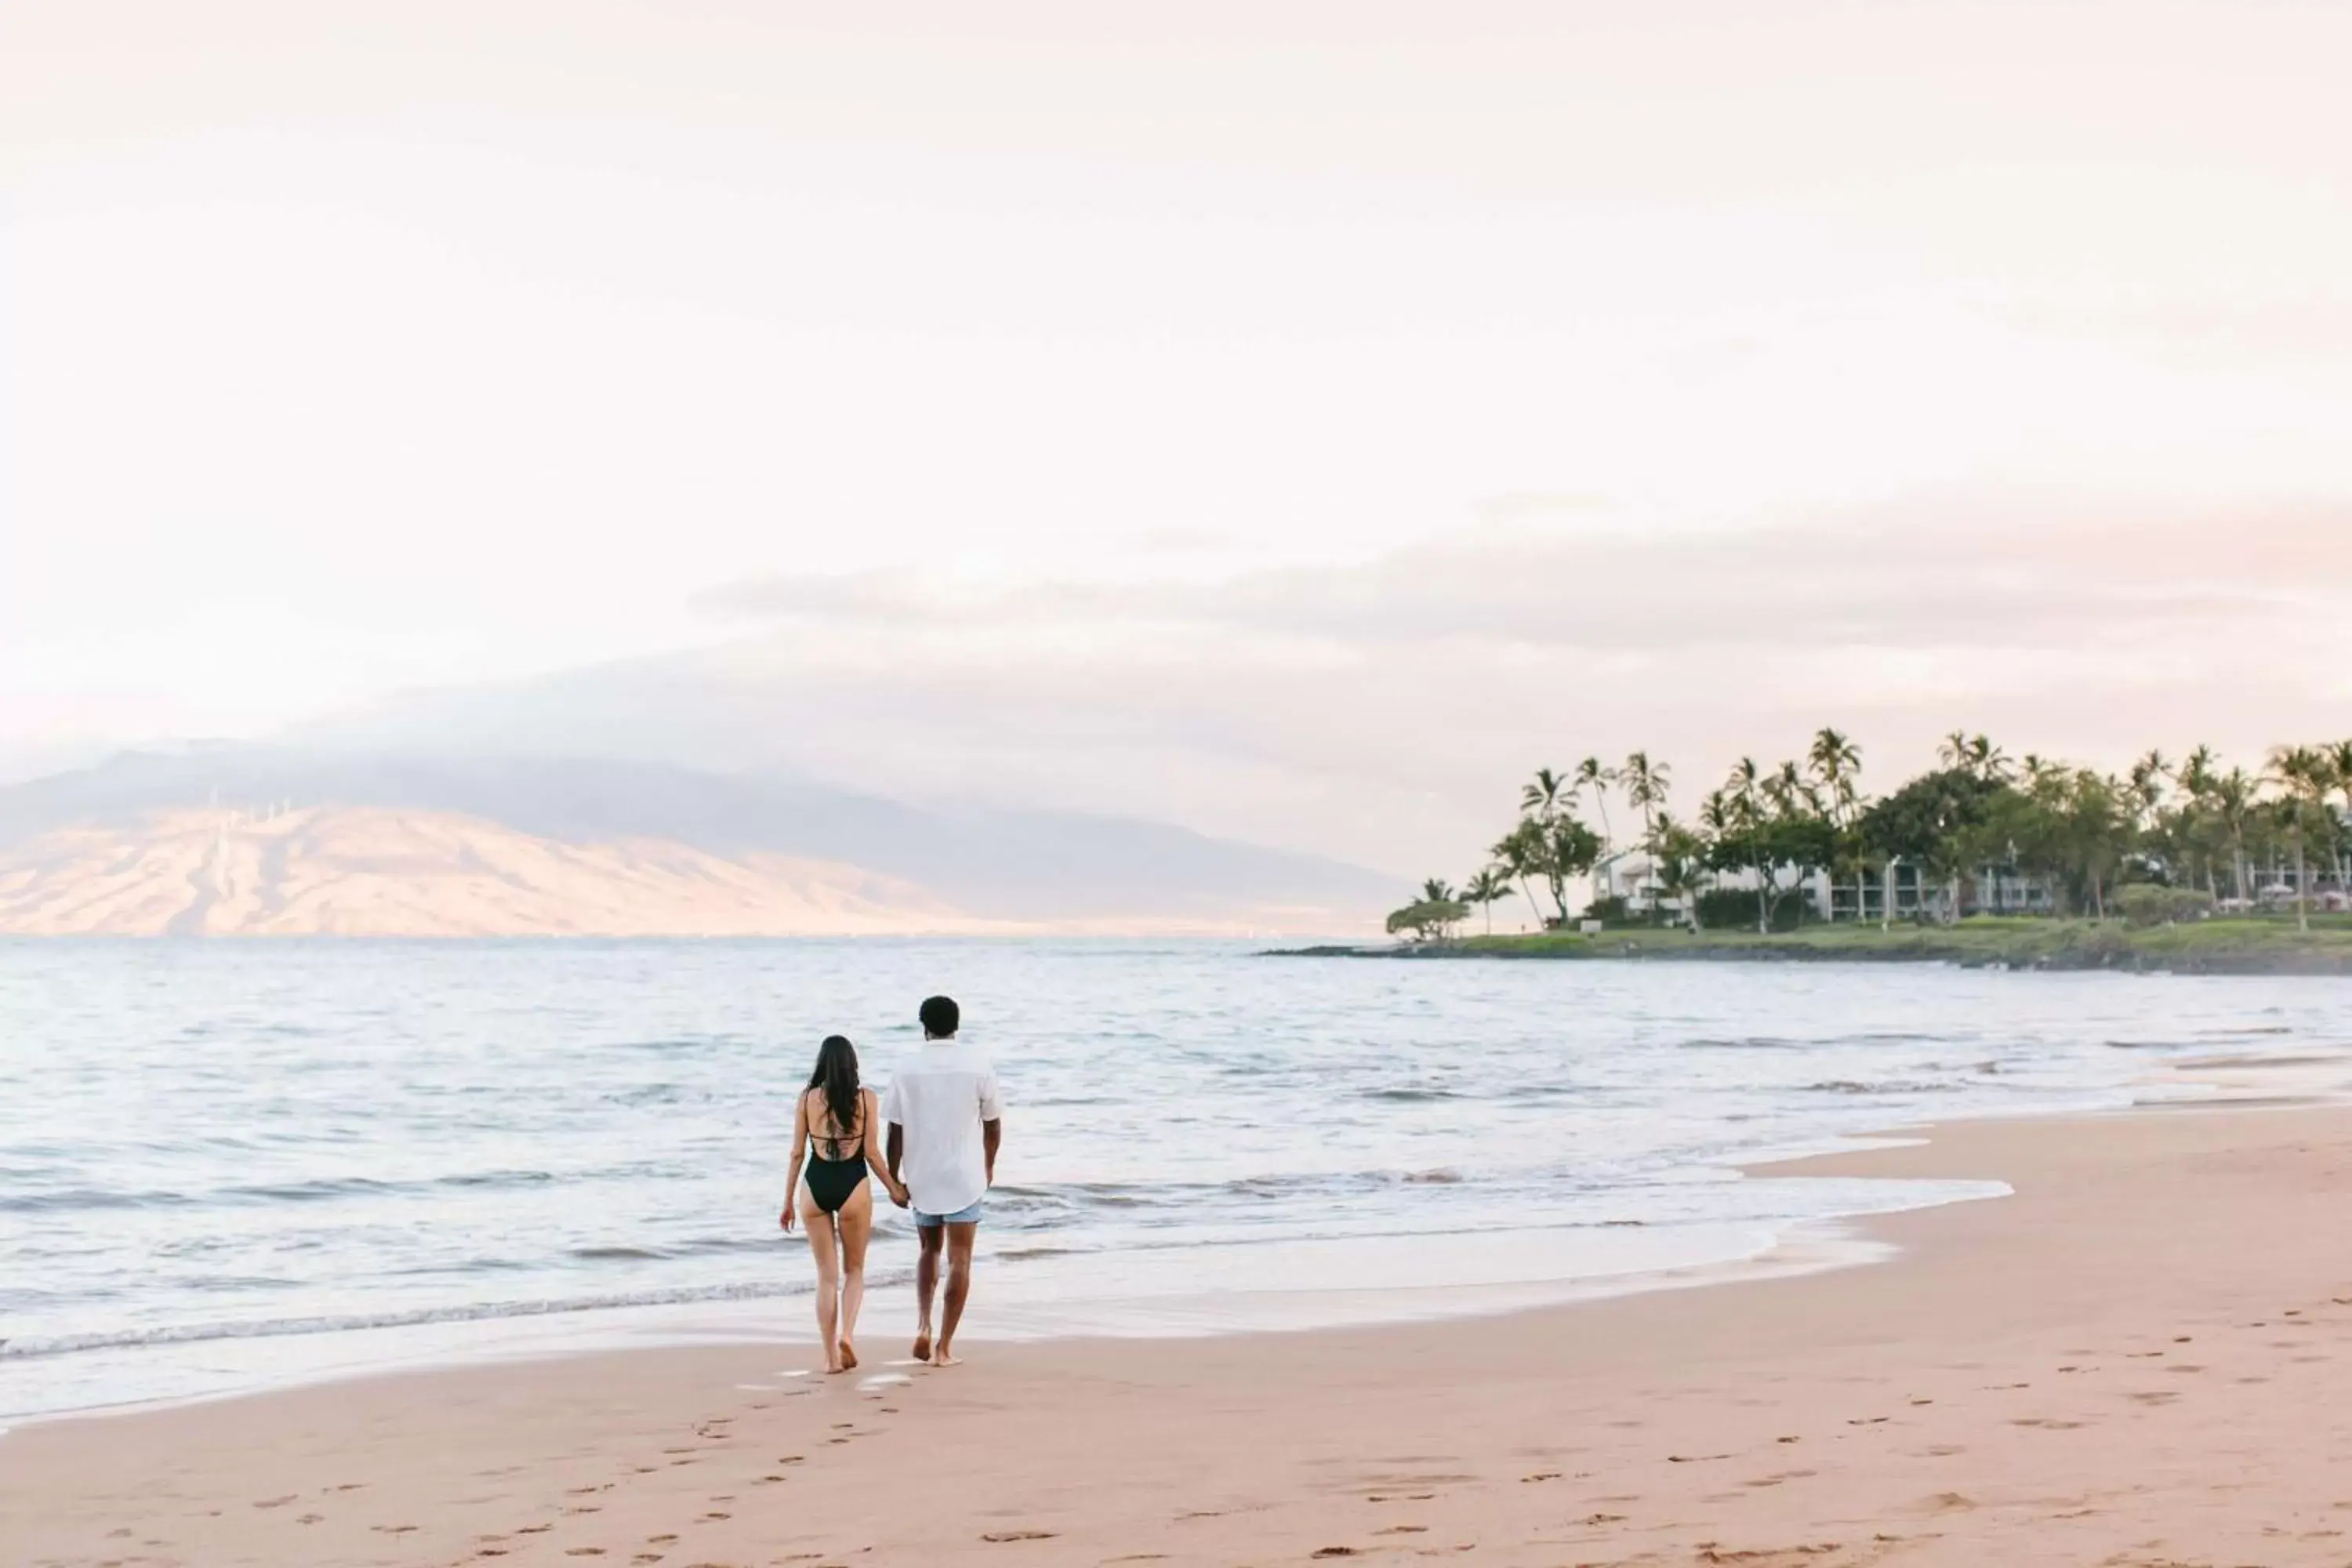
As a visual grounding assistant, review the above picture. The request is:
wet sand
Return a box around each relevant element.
[9,1103,2352,1566]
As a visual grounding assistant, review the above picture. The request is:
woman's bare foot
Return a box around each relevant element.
[824,1356,846,1375]
[839,1338,858,1370]
[911,1330,931,1363]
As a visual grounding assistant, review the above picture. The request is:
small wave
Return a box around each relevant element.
[1803,1080,1955,1096]
[569,1236,775,1264]
[0,1188,200,1214]
[2,1165,564,1216]
[1362,1087,1465,1103]
[0,1279,812,1362]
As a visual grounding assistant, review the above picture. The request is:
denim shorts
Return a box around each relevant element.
[913,1199,984,1228]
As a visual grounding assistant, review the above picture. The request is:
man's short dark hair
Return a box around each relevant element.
[920,995,960,1037]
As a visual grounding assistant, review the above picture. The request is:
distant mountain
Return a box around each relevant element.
[0,746,1392,934]
[0,808,989,937]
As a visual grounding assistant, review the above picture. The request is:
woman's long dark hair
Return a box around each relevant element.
[807,1035,862,1140]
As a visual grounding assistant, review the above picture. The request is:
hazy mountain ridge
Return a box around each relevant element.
[0,747,1392,934]
[0,808,996,937]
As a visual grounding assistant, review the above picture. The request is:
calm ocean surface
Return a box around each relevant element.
[4,938,2345,1421]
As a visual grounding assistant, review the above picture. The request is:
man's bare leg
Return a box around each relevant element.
[913,1221,943,1362]
[933,1221,978,1366]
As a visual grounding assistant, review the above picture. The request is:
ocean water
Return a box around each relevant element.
[3,938,2345,1422]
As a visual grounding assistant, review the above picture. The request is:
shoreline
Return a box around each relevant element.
[1274,916,2352,975]
[0,1163,2004,1431]
[13,1098,2352,1563]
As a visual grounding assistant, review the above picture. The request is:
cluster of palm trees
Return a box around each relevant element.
[1387,731,2352,941]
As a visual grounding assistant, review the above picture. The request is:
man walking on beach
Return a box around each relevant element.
[884,995,1003,1367]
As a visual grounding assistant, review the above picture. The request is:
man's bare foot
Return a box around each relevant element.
[839,1338,858,1370]
[911,1330,931,1363]
[932,1345,960,1367]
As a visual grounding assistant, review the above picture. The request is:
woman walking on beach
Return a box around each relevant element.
[782,1035,908,1373]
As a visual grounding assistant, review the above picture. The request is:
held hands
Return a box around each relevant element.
[888,1181,911,1208]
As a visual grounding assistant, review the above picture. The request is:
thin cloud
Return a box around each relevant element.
[346,505,2352,877]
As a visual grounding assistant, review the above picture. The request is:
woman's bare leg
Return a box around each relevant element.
[801,1196,844,1373]
[835,1183,875,1368]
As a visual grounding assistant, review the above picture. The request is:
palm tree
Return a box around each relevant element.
[1809,728,1864,916]
[1573,757,1617,846]
[1936,732,2011,782]
[2330,740,2352,891]
[1764,758,1813,818]
[2213,768,2256,905]
[2128,750,2171,826]
[1461,867,1515,936]
[1621,753,1670,837]
[1573,756,1617,904]
[1421,877,1458,906]
[2179,744,2220,800]
[1520,768,1569,823]
[1490,823,1548,927]
[1808,728,1862,825]
[1647,814,1711,932]
[1620,753,1671,911]
[2265,746,2332,932]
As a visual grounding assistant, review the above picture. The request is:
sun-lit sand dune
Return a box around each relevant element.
[0,808,1000,937]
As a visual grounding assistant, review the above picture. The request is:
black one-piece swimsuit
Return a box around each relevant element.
[804,1109,869,1215]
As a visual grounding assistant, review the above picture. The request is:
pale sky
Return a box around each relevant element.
[5,2,2351,865]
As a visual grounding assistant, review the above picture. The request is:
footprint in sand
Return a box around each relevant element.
[982,1530,1057,1542]
[648,1535,678,1545]
[252,1496,298,1509]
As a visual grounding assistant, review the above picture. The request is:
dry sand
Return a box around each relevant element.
[10,1103,2352,1566]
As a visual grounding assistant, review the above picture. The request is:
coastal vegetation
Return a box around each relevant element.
[1385,731,2352,953]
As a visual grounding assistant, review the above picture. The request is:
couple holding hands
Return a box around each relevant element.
[780,995,1004,1372]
